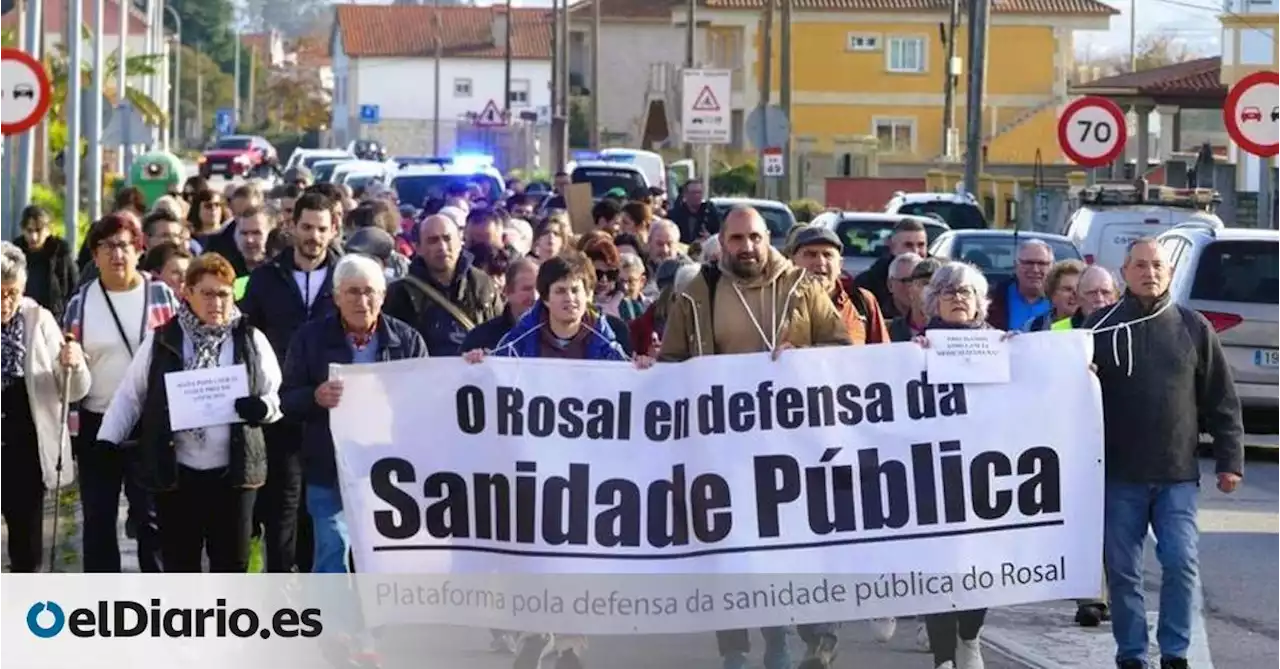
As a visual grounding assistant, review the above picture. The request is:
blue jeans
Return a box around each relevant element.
[306,484,350,573]
[716,627,790,669]
[1104,481,1200,664]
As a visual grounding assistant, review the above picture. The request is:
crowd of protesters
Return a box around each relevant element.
[0,162,1245,669]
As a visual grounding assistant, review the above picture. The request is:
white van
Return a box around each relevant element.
[598,148,666,193]
[1063,183,1223,271]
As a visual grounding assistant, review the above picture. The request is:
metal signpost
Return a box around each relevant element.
[681,69,731,193]
[1223,71,1279,229]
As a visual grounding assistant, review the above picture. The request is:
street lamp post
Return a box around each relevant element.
[164,6,183,149]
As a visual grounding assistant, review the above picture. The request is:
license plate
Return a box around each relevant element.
[1254,349,1278,368]
[209,164,225,172]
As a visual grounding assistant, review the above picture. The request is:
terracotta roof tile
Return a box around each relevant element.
[335,5,552,60]
[1074,56,1225,97]
[702,0,1117,14]
[570,0,683,20]
[292,34,331,69]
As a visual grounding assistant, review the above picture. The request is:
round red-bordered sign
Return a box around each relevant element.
[1223,70,1279,158]
[1057,96,1128,168]
[1,47,53,136]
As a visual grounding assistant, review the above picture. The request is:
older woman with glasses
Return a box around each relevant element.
[912,260,997,669]
[1030,259,1087,331]
[1,242,91,572]
[95,253,283,573]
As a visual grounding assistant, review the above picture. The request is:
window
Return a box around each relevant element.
[846,33,880,52]
[509,79,530,107]
[454,78,473,98]
[873,117,916,154]
[1191,240,1279,304]
[886,36,926,73]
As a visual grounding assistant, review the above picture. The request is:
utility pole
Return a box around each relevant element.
[559,0,569,158]
[116,0,130,174]
[755,0,774,199]
[87,0,106,224]
[550,0,560,167]
[233,28,242,130]
[143,0,157,149]
[248,47,257,130]
[1128,0,1137,72]
[166,6,183,150]
[779,0,793,201]
[67,0,86,239]
[503,0,513,114]
[941,0,961,161]
[589,0,600,149]
[14,0,42,217]
[432,0,442,155]
[962,0,990,197]
[196,43,205,144]
[683,0,695,160]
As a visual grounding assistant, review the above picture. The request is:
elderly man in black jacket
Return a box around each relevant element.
[1085,237,1243,669]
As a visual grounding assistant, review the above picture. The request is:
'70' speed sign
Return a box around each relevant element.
[1057,96,1128,168]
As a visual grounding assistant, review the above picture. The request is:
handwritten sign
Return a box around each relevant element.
[925,329,1011,384]
[164,364,250,431]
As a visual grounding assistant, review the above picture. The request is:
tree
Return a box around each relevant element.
[175,44,235,138]
[168,0,237,73]
[1095,31,1196,75]
[258,74,330,132]
[243,0,332,39]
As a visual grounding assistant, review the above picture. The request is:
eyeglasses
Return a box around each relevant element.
[939,286,977,300]
[196,288,236,302]
[1082,288,1114,299]
[96,240,136,254]
[1,288,22,301]
[1018,259,1052,269]
[341,286,383,299]
[596,269,619,282]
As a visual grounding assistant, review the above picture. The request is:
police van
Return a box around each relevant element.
[388,154,506,208]
[1062,181,1223,272]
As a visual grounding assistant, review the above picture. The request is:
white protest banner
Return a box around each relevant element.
[331,332,1104,634]
[164,364,249,432]
[925,328,1011,384]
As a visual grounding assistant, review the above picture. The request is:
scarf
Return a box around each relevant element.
[176,302,240,444]
[1,312,26,390]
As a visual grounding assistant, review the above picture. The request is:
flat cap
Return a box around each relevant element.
[790,225,843,252]
[345,227,395,264]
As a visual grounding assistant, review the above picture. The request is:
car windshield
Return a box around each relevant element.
[713,203,794,237]
[214,137,252,150]
[835,219,946,258]
[392,174,503,208]
[951,236,1081,275]
[571,167,646,198]
[313,162,344,182]
[302,154,349,169]
[896,201,987,230]
[1191,240,1279,304]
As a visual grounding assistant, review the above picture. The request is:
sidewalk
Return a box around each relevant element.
[0,489,81,573]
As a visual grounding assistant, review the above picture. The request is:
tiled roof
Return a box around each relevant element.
[701,0,1118,14]
[292,33,331,69]
[1073,57,1225,97]
[569,0,683,20]
[334,5,553,60]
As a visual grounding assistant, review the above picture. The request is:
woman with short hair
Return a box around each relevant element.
[95,252,283,573]
[14,204,78,322]
[1,242,91,572]
[1030,259,1087,331]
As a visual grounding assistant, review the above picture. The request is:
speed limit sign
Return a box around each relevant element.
[1057,96,1128,167]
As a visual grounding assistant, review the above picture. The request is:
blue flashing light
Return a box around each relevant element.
[451,153,495,171]
[571,150,600,162]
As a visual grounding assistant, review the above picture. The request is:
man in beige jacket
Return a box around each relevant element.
[658,206,850,669]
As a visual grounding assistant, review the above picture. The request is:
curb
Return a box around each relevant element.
[983,628,1063,669]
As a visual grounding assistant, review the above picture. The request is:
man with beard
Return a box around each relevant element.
[987,239,1053,330]
[241,191,342,574]
[659,207,849,669]
[787,226,889,344]
[383,214,502,356]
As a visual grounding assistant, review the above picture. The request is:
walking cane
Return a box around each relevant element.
[47,334,75,573]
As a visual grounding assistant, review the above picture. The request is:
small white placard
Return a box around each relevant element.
[164,364,250,432]
[925,329,1011,384]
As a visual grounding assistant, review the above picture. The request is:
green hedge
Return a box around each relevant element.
[788,199,824,223]
[31,184,91,250]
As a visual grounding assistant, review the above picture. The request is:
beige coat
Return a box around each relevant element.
[17,297,91,490]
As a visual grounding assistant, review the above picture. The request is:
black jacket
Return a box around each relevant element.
[15,235,77,322]
[668,201,723,244]
[200,221,291,277]
[853,255,898,319]
[281,314,427,487]
[241,249,341,360]
[383,254,502,357]
[460,306,636,357]
[138,319,268,492]
[1084,291,1244,483]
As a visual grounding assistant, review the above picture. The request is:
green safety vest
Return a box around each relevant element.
[1051,317,1074,331]
[233,276,250,301]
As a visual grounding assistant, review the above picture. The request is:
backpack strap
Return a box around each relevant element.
[847,285,870,323]
[397,274,478,332]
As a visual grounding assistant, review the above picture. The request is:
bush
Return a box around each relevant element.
[711,161,756,197]
[789,199,824,223]
[31,184,91,250]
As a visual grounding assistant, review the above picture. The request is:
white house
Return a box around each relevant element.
[330,4,553,155]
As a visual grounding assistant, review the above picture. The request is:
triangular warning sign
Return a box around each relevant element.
[692,85,721,112]
[475,100,505,126]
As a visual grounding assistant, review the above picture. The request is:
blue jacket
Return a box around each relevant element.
[492,302,628,361]
[280,313,428,487]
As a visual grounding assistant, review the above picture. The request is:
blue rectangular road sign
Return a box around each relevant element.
[214,108,235,135]
[359,104,380,125]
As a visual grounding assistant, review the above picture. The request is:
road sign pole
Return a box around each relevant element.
[14,1,42,216]
[2,137,14,238]
[66,0,85,242]
[86,0,106,227]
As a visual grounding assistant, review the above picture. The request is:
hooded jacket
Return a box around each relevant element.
[492,302,628,361]
[658,248,851,361]
[1083,290,1244,483]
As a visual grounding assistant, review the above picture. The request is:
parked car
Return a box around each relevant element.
[285,148,355,173]
[811,212,950,276]
[1157,224,1278,439]
[710,197,797,248]
[199,134,277,179]
[929,229,1082,287]
[1063,182,1222,271]
[885,191,988,230]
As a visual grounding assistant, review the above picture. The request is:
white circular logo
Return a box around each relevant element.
[1063,104,1122,163]
[1,57,46,127]
[1231,80,1279,150]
